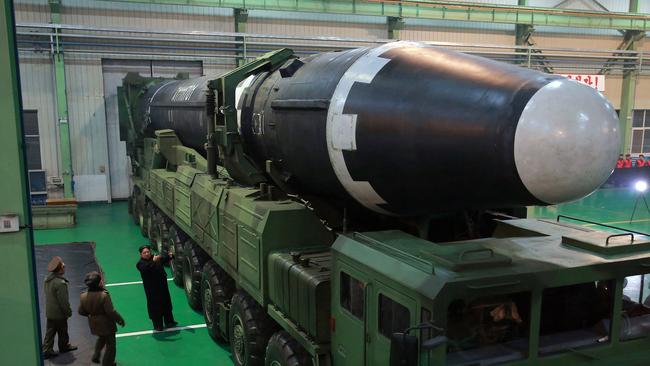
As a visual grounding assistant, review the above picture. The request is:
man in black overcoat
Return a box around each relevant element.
[136,245,178,331]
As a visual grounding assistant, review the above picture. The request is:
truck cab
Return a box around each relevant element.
[330,218,650,366]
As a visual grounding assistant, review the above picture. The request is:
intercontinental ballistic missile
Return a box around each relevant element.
[141,42,620,217]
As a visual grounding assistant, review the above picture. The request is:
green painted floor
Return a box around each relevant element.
[529,187,650,233]
[34,202,232,366]
[32,188,650,365]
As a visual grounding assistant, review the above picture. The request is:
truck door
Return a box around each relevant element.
[332,264,368,366]
[366,280,417,366]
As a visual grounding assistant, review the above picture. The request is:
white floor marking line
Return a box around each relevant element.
[106,278,173,287]
[116,324,207,338]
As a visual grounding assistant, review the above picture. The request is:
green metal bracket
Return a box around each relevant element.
[234,8,249,67]
[387,16,404,39]
[49,0,74,199]
[207,48,294,185]
[99,0,650,32]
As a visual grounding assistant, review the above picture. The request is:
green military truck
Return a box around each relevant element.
[120,42,650,365]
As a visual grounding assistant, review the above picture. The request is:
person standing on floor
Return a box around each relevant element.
[42,256,78,359]
[136,245,178,331]
[78,271,125,366]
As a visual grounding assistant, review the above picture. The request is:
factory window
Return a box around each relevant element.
[378,294,410,339]
[446,292,530,365]
[630,110,650,154]
[22,110,41,170]
[539,280,614,356]
[340,271,364,320]
[621,274,650,341]
[421,307,433,346]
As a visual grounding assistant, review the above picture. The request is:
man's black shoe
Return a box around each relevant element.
[154,325,164,331]
[165,321,178,329]
[60,345,78,353]
[43,351,59,359]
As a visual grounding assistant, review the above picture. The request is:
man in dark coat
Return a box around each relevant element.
[42,256,78,359]
[79,271,125,366]
[136,245,177,331]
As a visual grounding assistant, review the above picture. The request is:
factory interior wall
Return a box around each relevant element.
[13,0,649,201]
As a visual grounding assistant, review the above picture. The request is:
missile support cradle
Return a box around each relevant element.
[120,43,650,366]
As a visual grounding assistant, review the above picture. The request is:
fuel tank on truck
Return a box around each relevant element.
[236,41,620,217]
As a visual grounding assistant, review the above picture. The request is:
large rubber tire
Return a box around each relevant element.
[229,291,276,366]
[167,226,187,287]
[264,331,310,366]
[182,241,208,310]
[146,203,158,245]
[201,261,235,342]
[136,194,147,238]
[128,192,135,220]
[154,215,170,256]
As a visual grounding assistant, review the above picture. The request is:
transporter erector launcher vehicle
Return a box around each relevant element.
[120,41,650,366]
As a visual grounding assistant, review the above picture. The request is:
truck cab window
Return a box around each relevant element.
[621,274,650,341]
[378,294,411,339]
[539,280,614,356]
[340,271,364,320]
[446,292,530,366]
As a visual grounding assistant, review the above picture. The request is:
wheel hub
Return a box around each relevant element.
[170,243,177,272]
[204,285,213,324]
[183,257,192,294]
[232,315,246,364]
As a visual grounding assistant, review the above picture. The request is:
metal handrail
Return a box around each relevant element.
[556,215,650,237]
[15,22,650,74]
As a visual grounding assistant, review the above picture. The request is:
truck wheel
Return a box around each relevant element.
[202,261,234,342]
[229,291,275,366]
[155,216,170,257]
[182,241,208,310]
[265,331,310,366]
[167,226,186,287]
[146,203,158,244]
[136,196,147,237]
[128,192,135,218]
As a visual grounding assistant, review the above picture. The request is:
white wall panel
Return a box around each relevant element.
[401,26,512,44]
[17,54,60,178]
[58,0,232,32]
[247,16,385,41]
[65,56,111,201]
[13,1,50,23]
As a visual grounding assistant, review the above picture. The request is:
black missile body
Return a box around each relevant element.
[140,42,620,217]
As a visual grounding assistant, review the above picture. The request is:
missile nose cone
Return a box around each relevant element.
[514,79,620,204]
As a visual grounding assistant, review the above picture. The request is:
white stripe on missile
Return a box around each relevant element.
[325,41,424,215]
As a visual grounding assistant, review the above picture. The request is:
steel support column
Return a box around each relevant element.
[0,1,41,365]
[515,0,533,65]
[387,16,404,39]
[234,8,248,66]
[619,0,644,154]
[49,0,74,198]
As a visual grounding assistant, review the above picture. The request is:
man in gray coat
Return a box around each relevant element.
[42,256,77,359]
[79,271,125,366]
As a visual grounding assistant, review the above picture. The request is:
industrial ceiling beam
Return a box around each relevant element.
[97,0,650,31]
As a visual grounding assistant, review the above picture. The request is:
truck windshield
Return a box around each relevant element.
[539,280,613,356]
[621,274,650,341]
[446,292,530,365]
